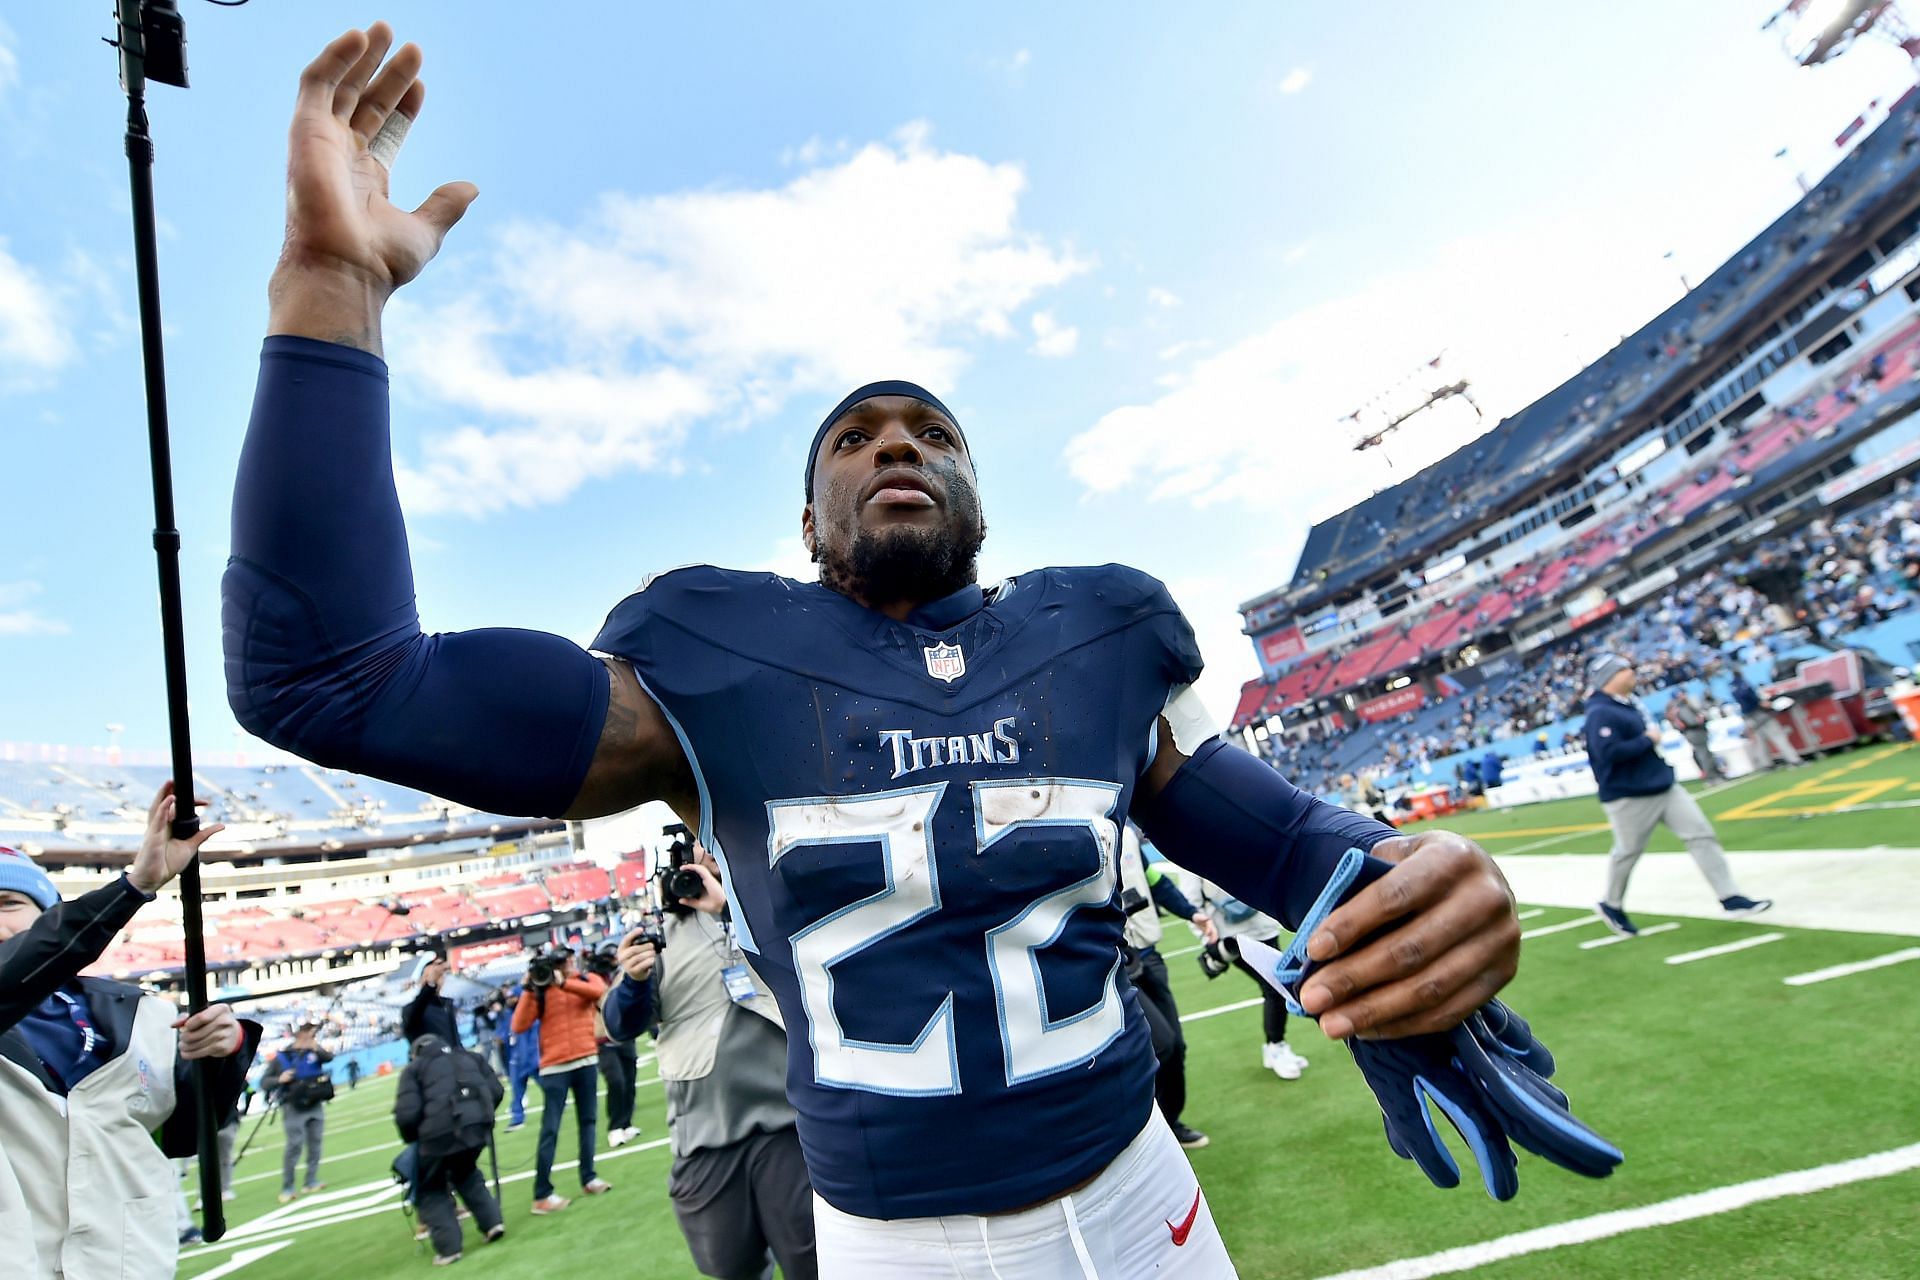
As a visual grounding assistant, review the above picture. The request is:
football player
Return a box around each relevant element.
[225,26,1613,1277]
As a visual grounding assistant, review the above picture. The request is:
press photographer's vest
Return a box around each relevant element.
[654,912,782,1083]
[0,989,182,1280]
[1118,831,1163,951]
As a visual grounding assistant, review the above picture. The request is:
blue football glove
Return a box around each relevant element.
[1236,847,1623,1200]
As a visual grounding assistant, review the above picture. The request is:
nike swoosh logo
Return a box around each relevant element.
[1166,1187,1202,1246]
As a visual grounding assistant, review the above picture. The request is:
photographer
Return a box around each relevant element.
[604,846,817,1280]
[1118,827,1217,1150]
[394,1033,507,1263]
[510,947,612,1213]
[402,955,460,1046]
[587,947,642,1147]
[0,784,261,1279]
[271,1023,335,1203]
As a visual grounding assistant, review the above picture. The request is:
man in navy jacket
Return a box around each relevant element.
[1584,653,1774,936]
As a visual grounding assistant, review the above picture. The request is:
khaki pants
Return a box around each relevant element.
[1744,710,1802,767]
[1602,786,1740,905]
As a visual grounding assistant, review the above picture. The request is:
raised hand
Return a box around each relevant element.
[270,23,477,353]
[127,782,225,896]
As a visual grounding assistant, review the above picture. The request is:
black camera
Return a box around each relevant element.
[661,823,705,902]
[583,942,623,981]
[525,947,571,988]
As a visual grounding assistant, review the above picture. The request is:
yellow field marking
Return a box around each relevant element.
[1717,746,1910,821]
[1469,823,1609,841]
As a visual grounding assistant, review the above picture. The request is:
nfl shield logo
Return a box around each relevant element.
[923,641,966,683]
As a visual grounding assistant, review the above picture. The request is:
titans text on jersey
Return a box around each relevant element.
[590,563,1204,1219]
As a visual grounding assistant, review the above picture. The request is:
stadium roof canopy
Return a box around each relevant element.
[1272,88,1920,614]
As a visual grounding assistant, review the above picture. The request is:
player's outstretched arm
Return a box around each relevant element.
[225,27,693,821]
[268,24,475,355]
[1133,728,1517,1041]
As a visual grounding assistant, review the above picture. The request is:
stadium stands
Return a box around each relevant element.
[1267,87,1920,614]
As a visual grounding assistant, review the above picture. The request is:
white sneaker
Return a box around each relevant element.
[608,1128,627,1148]
[1265,1041,1303,1080]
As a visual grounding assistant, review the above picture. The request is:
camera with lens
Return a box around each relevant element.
[583,942,623,982]
[660,823,705,903]
[1197,936,1241,980]
[525,946,571,988]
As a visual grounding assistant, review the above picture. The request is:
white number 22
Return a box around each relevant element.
[765,778,1124,1096]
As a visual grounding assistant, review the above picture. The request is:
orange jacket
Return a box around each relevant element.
[511,973,607,1069]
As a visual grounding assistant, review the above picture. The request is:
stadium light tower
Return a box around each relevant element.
[1766,0,1920,67]
[1346,352,1483,469]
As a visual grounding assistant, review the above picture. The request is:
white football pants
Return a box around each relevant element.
[811,1107,1238,1278]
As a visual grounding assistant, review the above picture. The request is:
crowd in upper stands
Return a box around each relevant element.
[1259,482,1920,796]
[1289,86,1920,604]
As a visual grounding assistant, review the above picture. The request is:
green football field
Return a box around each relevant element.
[179,745,1920,1279]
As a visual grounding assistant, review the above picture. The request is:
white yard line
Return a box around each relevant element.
[186,1134,676,1260]
[1664,933,1786,966]
[1180,997,1263,1023]
[1514,909,1544,921]
[1579,921,1681,949]
[233,1075,660,1180]
[1310,1142,1920,1280]
[1783,946,1920,986]
[1161,943,1203,958]
[1520,914,1602,940]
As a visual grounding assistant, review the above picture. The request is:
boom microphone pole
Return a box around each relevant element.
[109,0,225,1241]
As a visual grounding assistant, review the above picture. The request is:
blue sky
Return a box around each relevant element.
[2,2,1915,757]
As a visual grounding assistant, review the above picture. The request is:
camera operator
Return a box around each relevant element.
[587,946,642,1147]
[403,955,460,1046]
[473,990,510,1075]
[394,1033,507,1263]
[604,845,817,1280]
[270,1022,336,1203]
[511,946,612,1213]
[0,784,261,1279]
[1118,826,1217,1150]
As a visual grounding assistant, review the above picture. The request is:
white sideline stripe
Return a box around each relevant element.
[1579,922,1681,949]
[1514,909,1544,921]
[232,1075,662,1184]
[1783,946,1920,986]
[1665,932,1786,966]
[1162,943,1203,958]
[1180,997,1263,1023]
[1520,914,1602,940]
[1310,1142,1920,1280]
[184,1134,676,1259]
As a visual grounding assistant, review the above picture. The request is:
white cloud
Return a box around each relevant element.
[1147,287,1181,308]
[0,581,67,637]
[393,123,1088,514]
[990,48,1032,79]
[1065,212,1700,534]
[1029,310,1079,358]
[1278,67,1312,95]
[1281,242,1312,266]
[0,240,76,386]
[0,22,17,99]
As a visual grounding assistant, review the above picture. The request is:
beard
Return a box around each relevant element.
[817,464,986,607]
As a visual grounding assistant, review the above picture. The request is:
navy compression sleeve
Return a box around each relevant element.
[1148,871,1199,922]
[223,337,609,817]
[1132,738,1398,932]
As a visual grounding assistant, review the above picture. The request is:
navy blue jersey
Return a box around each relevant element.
[592,564,1203,1218]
